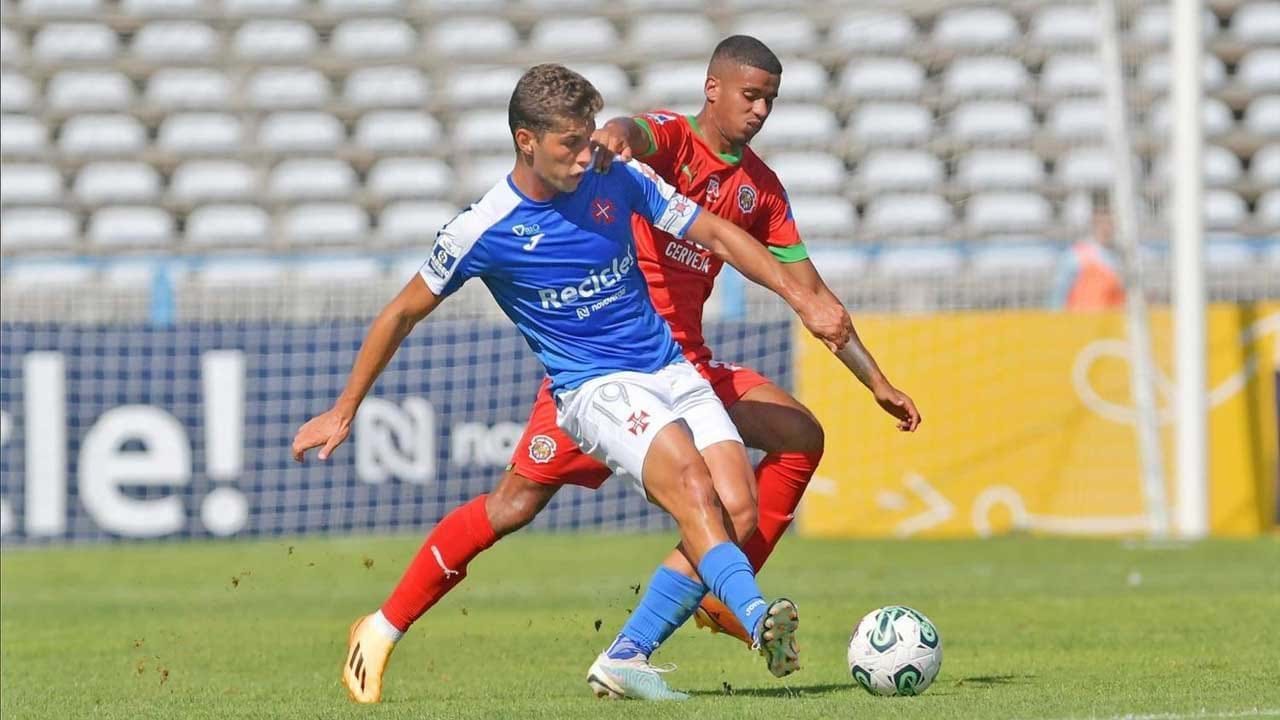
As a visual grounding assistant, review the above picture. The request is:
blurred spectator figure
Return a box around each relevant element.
[1051,190,1127,310]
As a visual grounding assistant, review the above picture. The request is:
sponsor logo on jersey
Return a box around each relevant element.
[537,247,635,309]
[591,198,616,224]
[426,232,461,279]
[664,239,711,273]
[706,175,721,202]
[528,434,557,464]
[644,112,678,125]
[737,185,758,214]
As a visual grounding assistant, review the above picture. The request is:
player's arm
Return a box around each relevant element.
[589,116,650,171]
[291,276,443,462]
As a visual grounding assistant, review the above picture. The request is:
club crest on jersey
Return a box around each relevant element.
[591,198,616,224]
[528,434,557,464]
[706,175,721,202]
[737,185,758,214]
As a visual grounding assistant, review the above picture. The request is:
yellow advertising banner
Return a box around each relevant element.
[796,303,1279,538]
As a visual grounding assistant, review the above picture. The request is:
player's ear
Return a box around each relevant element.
[514,127,538,159]
[705,75,719,104]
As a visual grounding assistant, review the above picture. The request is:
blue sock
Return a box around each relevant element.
[697,542,767,642]
[613,567,705,658]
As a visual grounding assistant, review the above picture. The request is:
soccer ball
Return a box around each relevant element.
[846,605,942,696]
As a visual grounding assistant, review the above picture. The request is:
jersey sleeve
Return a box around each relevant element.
[752,186,808,263]
[418,217,489,298]
[631,110,685,176]
[618,159,701,239]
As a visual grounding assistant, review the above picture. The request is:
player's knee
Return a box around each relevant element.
[790,413,825,457]
[726,497,758,543]
[675,460,721,517]
[486,472,551,537]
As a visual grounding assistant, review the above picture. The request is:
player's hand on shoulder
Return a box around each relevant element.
[291,407,353,462]
[589,122,633,173]
[873,384,922,432]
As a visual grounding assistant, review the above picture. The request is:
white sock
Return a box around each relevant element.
[369,610,404,643]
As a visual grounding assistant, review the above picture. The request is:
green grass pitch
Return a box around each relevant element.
[2,533,1278,720]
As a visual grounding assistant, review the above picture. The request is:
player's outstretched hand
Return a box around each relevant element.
[589,123,633,173]
[800,298,853,354]
[291,408,353,462]
[874,385,921,432]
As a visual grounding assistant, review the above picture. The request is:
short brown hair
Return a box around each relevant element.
[508,63,603,141]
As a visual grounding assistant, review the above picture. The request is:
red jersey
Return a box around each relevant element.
[630,110,805,364]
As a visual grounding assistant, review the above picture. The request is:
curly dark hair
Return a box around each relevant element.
[508,63,604,144]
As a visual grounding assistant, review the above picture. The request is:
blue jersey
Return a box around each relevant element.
[419,160,703,393]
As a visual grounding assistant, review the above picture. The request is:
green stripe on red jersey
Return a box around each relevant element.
[769,242,809,263]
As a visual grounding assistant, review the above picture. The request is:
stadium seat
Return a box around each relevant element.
[416,0,503,11]
[145,69,231,111]
[343,66,430,109]
[100,260,167,289]
[1040,54,1103,97]
[1046,98,1106,141]
[1251,144,1280,186]
[425,17,518,58]
[453,109,514,153]
[876,245,965,278]
[954,149,1044,190]
[525,0,606,9]
[443,65,525,108]
[223,0,306,16]
[966,191,1052,234]
[257,111,345,154]
[1238,49,1280,94]
[296,257,384,283]
[1028,5,1098,49]
[847,103,933,147]
[1,73,35,113]
[1229,2,1280,44]
[949,101,1035,144]
[1139,54,1227,94]
[352,111,441,154]
[570,64,630,104]
[169,160,259,204]
[1245,95,1280,137]
[268,158,358,202]
[157,113,243,156]
[626,14,717,57]
[855,149,943,192]
[0,163,62,205]
[1203,189,1248,230]
[750,104,837,151]
[46,70,134,113]
[969,243,1059,275]
[767,151,845,195]
[829,10,916,52]
[3,262,99,290]
[20,0,101,16]
[1149,97,1234,136]
[121,0,207,15]
[132,21,220,62]
[193,259,286,286]
[862,193,953,235]
[729,13,818,55]
[59,114,147,157]
[941,56,1030,100]
[32,23,118,63]
[787,195,855,240]
[332,18,416,59]
[1153,145,1242,187]
[245,67,330,110]
[1055,147,1114,189]
[1131,4,1217,45]
[932,7,1019,50]
[1205,240,1256,270]
[0,207,78,249]
[378,200,460,244]
[322,0,405,14]
[185,204,270,247]
[0,27,23,65]
[1257,190,1280,228]
[280,202,369,246]
[366,157,454,201]
[73,161,161,204]
[638,62,710,106]
[772,59,828,103]
[529,17,619,57]
[87,206,173,248]
[1,115,48,157]
[458,154,511,198]
[232,20,317,62]
[838,58,925,101]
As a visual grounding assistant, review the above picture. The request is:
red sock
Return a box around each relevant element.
[380,494,498,633]
[741,451,823,571]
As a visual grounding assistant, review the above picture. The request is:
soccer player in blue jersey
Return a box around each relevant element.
[292,64,853,703]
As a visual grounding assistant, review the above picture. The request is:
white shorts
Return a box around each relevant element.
[555,359,743,496]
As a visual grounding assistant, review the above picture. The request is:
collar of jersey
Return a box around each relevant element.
[506,174,555,206]
[684,114,743,166]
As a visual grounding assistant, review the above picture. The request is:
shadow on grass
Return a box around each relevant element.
[953,674,1036,687]
[688,682,854,699]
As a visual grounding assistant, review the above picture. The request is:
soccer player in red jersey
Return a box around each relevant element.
[336,36,920,702]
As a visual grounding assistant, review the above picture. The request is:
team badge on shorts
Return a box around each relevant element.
[627,411,651,436]
[528,434,557,464]
[737,185,757,214]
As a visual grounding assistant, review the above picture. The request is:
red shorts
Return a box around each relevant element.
[509,357,772,489]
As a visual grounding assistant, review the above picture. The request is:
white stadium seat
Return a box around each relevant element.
[1230,2,1280,44]
[426,17,518,58]
[268,158,358,202]
[1251,144,1280,186]
[1257,190,1280,228]
[1040,54,1103,97]
[949,101,1035,144]
[847,103,933,147]
[966,192,1052,234]
[344,66,430,109]
[224,0,306,16]
[626,14,717,56]
[638,62,710,105]
[170,160,259,204]
[730,13,818,55]
[46,70,134,113]
[1238,49,1280,94]
[21,0,102,16]
[876,245,965,278]
[0,207,78,249]
[767,151,845,194]
[529,17,619,57]
[942,56,1030,100]
[453,109,514,153]
[366,158,454,201]
[1,73,36,113]
[59,114,146,157]
[1153,145,1242,187]
[32,23,118,63]
[145,69,231,111]
[194,259,286,287]
[379,201,460,244]
[185,204,270,247]
[157,113,243,156]
[1139,54,1227,94]
[1055,147,1115,189]
[1150,97,1234,136]
[932,8,1019,50]
[838,58,924,101]
[1245,95,1280,137]
[443,66,525,108]
[787,195,855,239]
[0,27,24,65]
[1047,98,1106,141]
[954,149,1044,190]
[829,11,916,52]
[855,149,944,192]
[132,21,220,62]
[121,0,207,15]
[232,20,317,62]
[1131,4,1217,45]
[458,154,511,198]
[0,164,62,205]
[296,258,384,283]
[970,243,1059,275]
[1,115,48,157]
[73,162,161,204]
[353,111,441,154]
[862,193,953,235]
[749,104,837,151]
[1205,240,1256,270]
[570,64,630,104]
[245,67,330,110]
[417,0,504,11]
[1204,189,1248,230]
[322,0,405,14]
[87,206,173,248]
[2,261,96,287]
[774,59,828,103]
[332,18,416,59]
[281,202,369,245]
[257,111,345,154]
[1029,5,1098,49]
